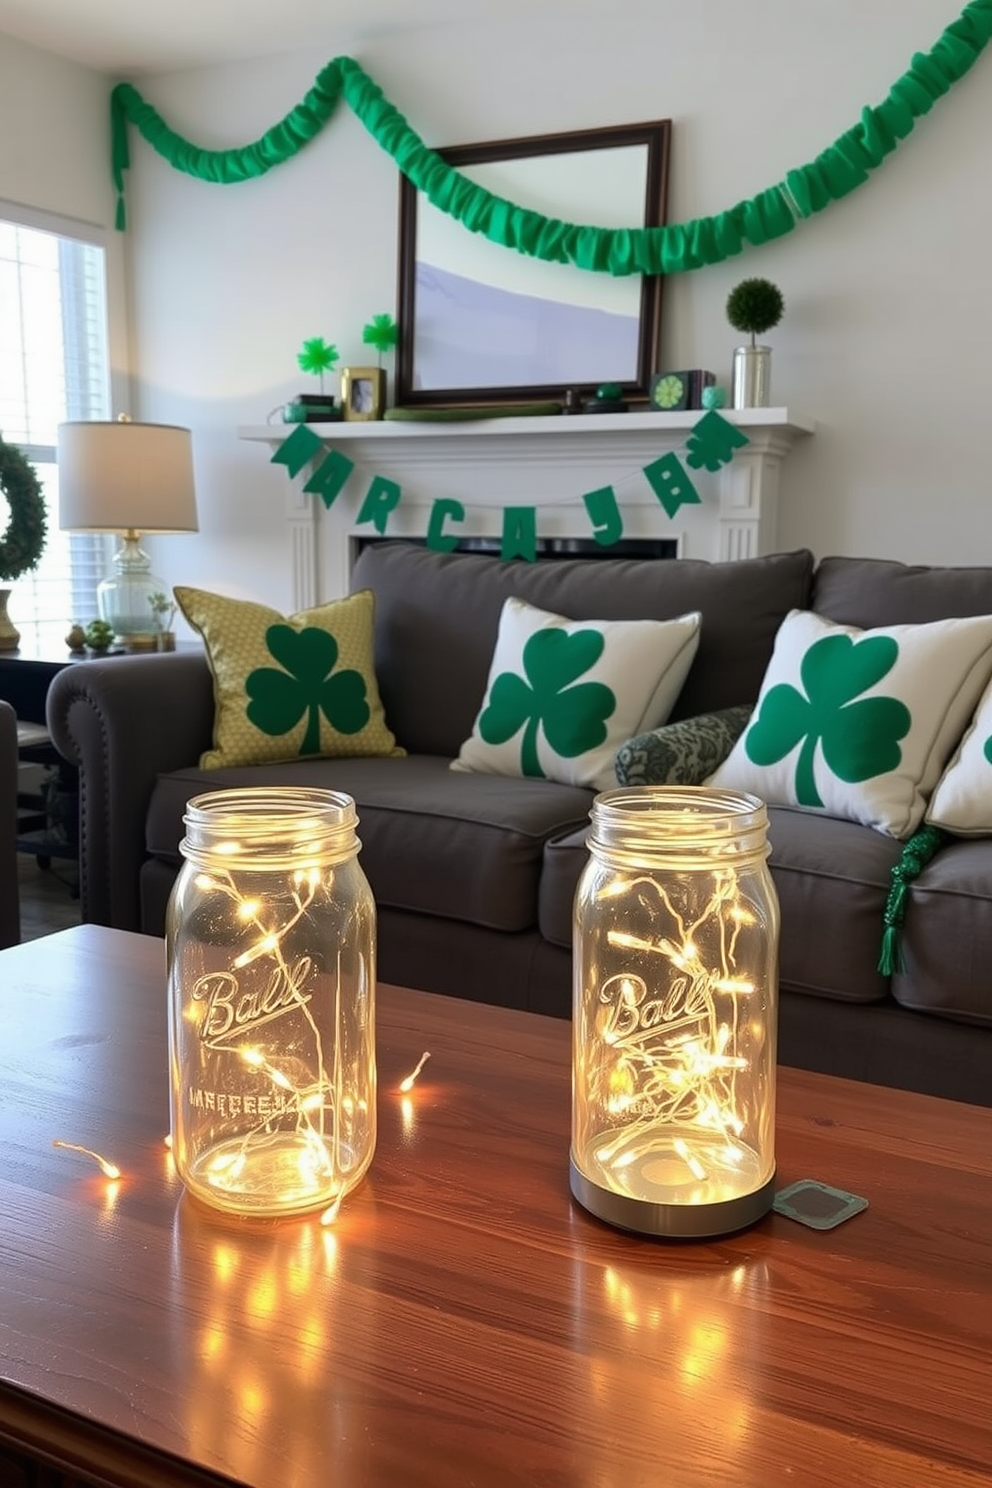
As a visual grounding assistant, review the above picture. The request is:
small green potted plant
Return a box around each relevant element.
[84,618,115,655]
[726,277,785,408]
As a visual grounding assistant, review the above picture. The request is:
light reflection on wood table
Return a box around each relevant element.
[0,924,989,1487]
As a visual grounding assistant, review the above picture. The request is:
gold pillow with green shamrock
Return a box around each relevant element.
[174,586,403,769]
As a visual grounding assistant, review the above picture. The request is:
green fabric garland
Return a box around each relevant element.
[110,1,992,273]
[877,824,950,976]
[0,437,48,582]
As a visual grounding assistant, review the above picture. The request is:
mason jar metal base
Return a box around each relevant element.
[570,1159,777,1239]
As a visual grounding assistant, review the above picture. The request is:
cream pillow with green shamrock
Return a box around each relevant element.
[451,596,701,790]
[175,586,403,769]
[926,671,992,835]
[709,609,992,838]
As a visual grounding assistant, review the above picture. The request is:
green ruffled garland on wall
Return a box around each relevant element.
[110,1,992,273]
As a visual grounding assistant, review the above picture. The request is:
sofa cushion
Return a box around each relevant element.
[892,839,992,1027]
[173,586,402,769]
[711,609,992,838]
[350,541,815,756]
[539,805,899,1006]
[925,671,992,835]
[452,597,701,790]
[764,806,899,1005]
[147,754,594,934]
[812,554,992,626]
[615,705,753,786]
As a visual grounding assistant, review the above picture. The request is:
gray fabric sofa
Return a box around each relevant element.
[0,699,20,948]
[47,542,992,1106]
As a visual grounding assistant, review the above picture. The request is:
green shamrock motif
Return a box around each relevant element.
[984,734,992,766]
[246,624,370,756]
[745,633,911,807]
[296,337,339,393]
[479,628,616,777]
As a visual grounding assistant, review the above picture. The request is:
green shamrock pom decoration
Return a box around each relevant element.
[297,337,340,393]
[726,278,785,347]
[362,313,398,368]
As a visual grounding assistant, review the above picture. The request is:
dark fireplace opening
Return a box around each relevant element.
[355,535,678,562]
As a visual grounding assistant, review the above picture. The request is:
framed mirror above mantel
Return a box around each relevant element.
[239,408,814,608]
[395,120,672,409]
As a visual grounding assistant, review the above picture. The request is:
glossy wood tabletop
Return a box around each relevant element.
[0,925,990,1488]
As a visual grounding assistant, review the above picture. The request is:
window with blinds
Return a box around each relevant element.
[0,203,112,648]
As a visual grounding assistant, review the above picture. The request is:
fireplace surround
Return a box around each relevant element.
[240,407,813,609]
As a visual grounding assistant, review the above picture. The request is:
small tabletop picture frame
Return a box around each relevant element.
[341,367,386,422]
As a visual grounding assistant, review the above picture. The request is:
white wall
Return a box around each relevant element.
[0,31,131,416]
[7,2,992,610]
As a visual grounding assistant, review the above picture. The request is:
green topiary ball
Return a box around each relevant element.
[726,278,785,345]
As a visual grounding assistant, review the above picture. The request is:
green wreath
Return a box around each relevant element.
[0,436,48,582]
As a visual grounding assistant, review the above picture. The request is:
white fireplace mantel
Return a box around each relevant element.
[239,407,814,609]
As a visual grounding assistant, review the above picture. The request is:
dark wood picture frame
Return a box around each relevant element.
[395,120,672,409]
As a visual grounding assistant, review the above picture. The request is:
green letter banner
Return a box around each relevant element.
[643,452,702,520]
[271,412,749,550]
[111,3,992,273]
[301,446,354,508]
[583,486,624,546]
[501,507,537,562]
[270,423,322,478]
[356,474,402,534]
[426,498,466,550]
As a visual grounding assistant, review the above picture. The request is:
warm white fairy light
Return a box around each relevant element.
[319,1194,342,1226]
[399,1051,431,1092]
[179,857,345,1208]
[52,1139,121,1179]
[592,868,759,1184]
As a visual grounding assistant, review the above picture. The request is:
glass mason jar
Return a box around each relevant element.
[571,786,779,1239]
[166,787,376,1219]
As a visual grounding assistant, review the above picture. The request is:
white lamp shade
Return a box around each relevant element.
[57,420,198,534]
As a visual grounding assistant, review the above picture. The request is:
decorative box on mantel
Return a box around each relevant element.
[239,408,814,610]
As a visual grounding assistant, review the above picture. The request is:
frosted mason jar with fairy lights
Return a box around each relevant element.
[571,786,779,1239]
[166,786,376,1219]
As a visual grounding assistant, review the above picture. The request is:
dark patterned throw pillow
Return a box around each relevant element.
[615,705,754,787]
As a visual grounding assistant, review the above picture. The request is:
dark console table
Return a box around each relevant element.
[0,641,86,866]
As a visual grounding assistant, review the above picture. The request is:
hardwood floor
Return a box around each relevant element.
[17,852,82,942]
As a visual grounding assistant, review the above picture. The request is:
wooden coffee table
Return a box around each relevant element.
[0,925,990,1488]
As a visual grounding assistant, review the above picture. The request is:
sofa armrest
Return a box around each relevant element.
[615,704,753,788]
[46,651,215,932]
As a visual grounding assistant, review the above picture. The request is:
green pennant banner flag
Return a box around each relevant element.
[269,413,750,551]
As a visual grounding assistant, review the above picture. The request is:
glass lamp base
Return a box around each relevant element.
[97,535,167,651]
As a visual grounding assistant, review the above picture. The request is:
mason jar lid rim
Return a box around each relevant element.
[183,785,358,826]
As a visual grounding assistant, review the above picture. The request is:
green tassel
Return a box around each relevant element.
[877,825,950,976]
[877,922,905,978]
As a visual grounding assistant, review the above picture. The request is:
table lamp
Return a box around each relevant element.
[57,417,198,651]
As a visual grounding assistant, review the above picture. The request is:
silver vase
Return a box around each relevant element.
[731,346,772,409]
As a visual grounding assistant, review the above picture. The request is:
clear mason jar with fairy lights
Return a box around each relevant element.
[166,786,376,1219]
[571,786,779,1239]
